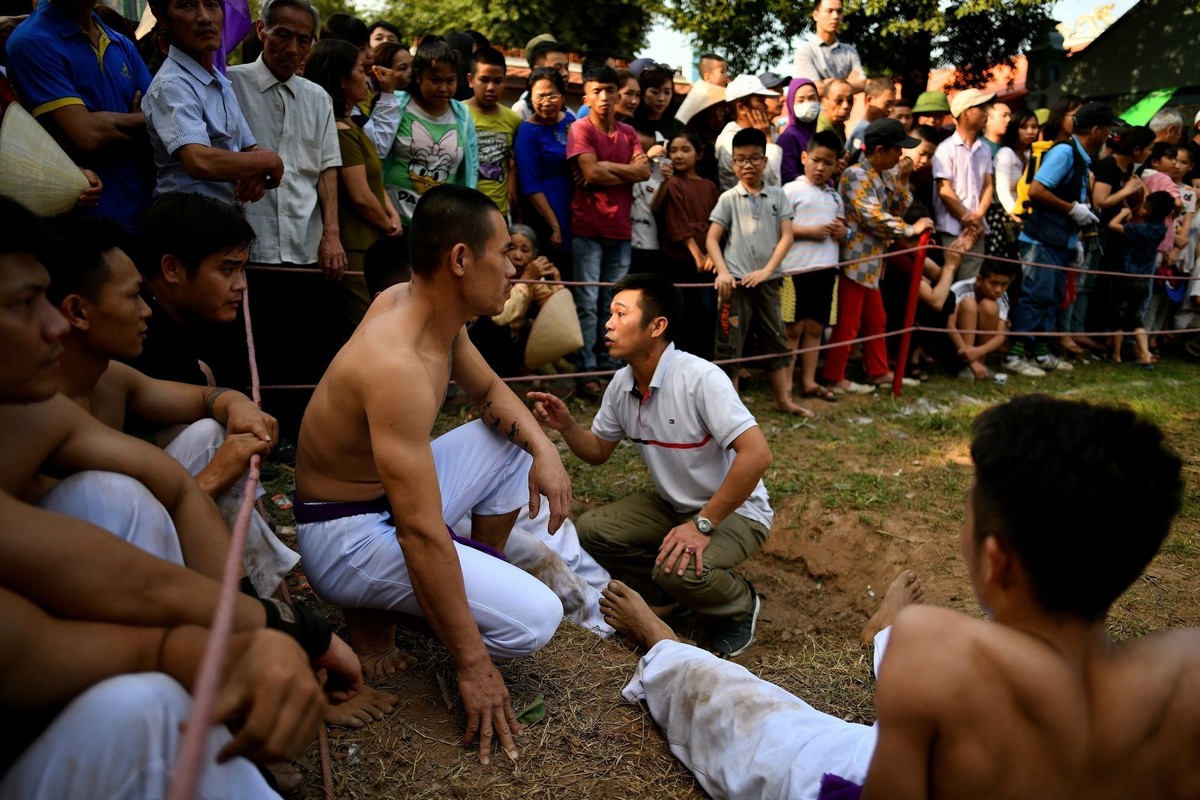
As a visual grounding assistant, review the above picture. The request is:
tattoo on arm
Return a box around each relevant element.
[476,399,532,453]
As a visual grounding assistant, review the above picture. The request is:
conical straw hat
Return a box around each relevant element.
[0,103,89,216]
[524,288,584,371]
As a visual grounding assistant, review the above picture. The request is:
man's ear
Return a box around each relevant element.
[255,19,267,42]
[60,294,90,330]
[449,242,468,277]
[649,315,669,339]
[161,254,187,286]
[981,535,1016,591]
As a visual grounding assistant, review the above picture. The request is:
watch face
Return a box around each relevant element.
[695,516,713,533]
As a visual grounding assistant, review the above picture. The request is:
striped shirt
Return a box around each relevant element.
[592,344,773,528]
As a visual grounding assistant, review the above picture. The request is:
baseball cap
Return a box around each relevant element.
[725,74,779,104]
[911,90,950,114]
[949,88,996,118]
[864,118,921,149]
[757,71,789,91]
[1073,102,1120,130]
[525,33,572,55]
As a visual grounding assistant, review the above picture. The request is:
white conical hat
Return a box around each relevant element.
[0,103,89,216]
[524,288,584,371]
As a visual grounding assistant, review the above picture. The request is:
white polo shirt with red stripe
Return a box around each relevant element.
[591,343,774,529]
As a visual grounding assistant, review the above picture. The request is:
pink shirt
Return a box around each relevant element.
[567,116,643,240]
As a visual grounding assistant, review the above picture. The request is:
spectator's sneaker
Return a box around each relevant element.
[1004,356,1046,377]
[830,380,876,395]
[1035,354,1074,371]
[712,582,762,658]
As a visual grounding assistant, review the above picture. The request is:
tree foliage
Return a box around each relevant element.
[365,0,652,59]
[664,0,1055,91]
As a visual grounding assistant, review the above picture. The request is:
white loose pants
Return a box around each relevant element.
[0,673,278,800]
[297,421,563,657]
[621,629,891,800]
[165,419,300,596]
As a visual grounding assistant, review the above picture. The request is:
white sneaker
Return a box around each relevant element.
[1004,357,1046,377]
[831,381,876,395]
[1035,354,1074,371]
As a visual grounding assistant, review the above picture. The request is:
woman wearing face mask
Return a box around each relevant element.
[779,78,821,184]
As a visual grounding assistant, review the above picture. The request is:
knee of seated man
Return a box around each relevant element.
[67,673,192,737]
[977,297,1000,317]
[40,471,185,564]
[485,581,563,656]
[652,561,710,596]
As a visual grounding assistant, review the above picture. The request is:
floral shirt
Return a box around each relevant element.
[838,162,914,288]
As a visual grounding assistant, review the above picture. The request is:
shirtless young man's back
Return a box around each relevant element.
[604,395,1200,800]
[296,185,573,764]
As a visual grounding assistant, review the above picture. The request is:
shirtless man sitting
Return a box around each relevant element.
[603,394,1198,800]
[0,194,362,795]
[295,184,572,765]
[45,214,298,596]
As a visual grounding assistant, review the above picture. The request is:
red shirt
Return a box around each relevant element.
[567,115,642,240]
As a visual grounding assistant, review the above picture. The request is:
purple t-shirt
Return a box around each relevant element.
[567,116,643,240]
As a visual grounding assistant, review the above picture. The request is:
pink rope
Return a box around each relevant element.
[166,286,265,800]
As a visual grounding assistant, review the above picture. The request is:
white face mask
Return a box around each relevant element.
[794,100,820,123]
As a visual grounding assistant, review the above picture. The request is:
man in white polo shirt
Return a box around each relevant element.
[528,273,774,658]
[932,88,995,279]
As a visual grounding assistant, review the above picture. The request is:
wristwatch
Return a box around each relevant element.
[692,515,713,534]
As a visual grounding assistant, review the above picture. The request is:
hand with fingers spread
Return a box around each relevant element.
[656,521,711,577]
[458,658,522,765]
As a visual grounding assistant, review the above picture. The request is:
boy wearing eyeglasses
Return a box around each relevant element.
[706,128,809,414]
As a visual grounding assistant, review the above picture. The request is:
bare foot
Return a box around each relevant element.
[649,601,681,619]
[265,762,303,794]
[344,608,419,677]
[860,570,924,645]
[600,580,679,651]
[771,398,816,418]
[325,684,402,729]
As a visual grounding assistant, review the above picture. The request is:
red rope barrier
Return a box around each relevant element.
[166,284,264,800]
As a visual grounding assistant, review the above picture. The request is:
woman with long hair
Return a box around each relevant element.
[306,38,402,337]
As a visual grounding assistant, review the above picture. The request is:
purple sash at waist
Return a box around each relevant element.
[817,774,862,800]
[293,496,508,562]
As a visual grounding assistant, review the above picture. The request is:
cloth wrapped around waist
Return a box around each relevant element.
[818,773,862,800]
[293,495,507,561]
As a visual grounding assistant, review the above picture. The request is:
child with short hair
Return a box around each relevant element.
[466,46,521,218]
[706,128,805,414]
[1108,190,1175,367]
[948,257,1018,380]
[824,119,934,393]
[781,129,847,404]
[845,77,897,167]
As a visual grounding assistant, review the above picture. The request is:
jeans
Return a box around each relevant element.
[571,236,632,370]
[1011,240,1070,346]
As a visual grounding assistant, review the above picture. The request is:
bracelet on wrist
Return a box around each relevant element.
[204,387,234,419]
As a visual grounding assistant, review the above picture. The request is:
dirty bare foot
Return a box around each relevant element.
[600,580,679,651]
[344,608,418,677]
[325,684,402,729]
[771,398,816,418]
[860,570,924,645]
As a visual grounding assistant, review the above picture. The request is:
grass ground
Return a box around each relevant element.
[270,353,1200,799]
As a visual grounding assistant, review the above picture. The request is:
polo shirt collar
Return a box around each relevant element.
[41,0,108,40]
[167,44,226,87]
[627,342,679,400]
[807,31,842,49]
[949,130,982,152]
[250,54,295,94]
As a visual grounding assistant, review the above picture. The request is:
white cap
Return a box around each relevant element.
[725,73,779,104]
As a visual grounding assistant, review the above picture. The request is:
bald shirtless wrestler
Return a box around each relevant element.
[0,195,361,796]
[295,185,572,765]
[606,395,1200,800]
